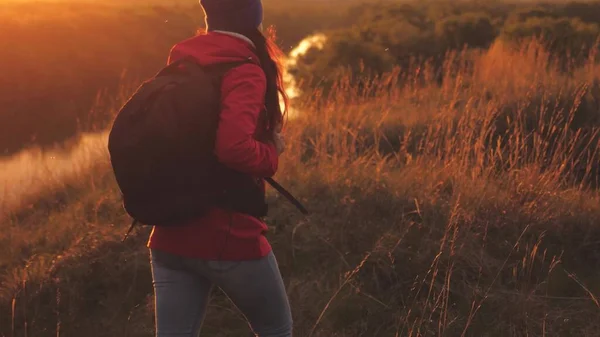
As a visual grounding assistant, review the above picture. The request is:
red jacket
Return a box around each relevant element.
[147,32,279,260]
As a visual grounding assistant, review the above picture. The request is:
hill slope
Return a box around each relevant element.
[3,40,600,336]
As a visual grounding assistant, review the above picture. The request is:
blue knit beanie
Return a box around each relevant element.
[200,0,263,33]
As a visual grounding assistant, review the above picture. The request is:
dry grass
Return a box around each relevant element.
[3,35,600,337]
[0,132,110,218]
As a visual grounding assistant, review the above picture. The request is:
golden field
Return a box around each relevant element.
[2,1,600,336]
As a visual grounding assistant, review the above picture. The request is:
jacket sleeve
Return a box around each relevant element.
[214,63,279,178]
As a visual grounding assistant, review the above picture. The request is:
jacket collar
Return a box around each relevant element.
[212,30,255,48]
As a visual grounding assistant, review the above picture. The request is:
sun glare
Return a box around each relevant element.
[281,33,327,117]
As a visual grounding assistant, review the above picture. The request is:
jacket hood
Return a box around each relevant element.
[167,32,260,67]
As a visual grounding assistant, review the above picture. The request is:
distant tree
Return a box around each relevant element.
[504,5,557,25]
[353,3,432,32]
[561,2,600,26]
[501,17,600,62]
[290,29,395,90]
[291,0,600,92]
[435,13,498,50]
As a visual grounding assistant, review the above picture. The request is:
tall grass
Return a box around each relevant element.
[3,38,600,336]
[0,133,109,217]
[275,38,600,336]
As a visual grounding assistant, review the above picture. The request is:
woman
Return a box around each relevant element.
[146,0,292,336]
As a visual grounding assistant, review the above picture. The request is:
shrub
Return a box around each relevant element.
[435,13,498,50]
[501,17,600,65]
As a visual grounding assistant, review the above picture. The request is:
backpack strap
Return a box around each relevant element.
[203,60,309,216]
[160,58,310,216]
[155,57,253,81]
[265,177,309,215]
[206,58,256,88]
[122,219,138,243]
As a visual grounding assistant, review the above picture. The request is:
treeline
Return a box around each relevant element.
[292,1,600,87]
[4,1,600,155]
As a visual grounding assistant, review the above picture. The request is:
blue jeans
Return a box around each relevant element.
[150,249,293,337]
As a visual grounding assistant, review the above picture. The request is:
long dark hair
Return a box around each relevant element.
[241,27,288,134]
[197,26,288,135]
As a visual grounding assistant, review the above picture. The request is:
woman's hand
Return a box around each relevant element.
[272,122,286,155]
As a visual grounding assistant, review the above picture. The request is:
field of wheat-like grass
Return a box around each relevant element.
[2,33,600,335]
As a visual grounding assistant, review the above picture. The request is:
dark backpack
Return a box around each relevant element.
[107,57,308,238]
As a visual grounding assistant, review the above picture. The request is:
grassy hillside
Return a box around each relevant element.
[3,37,600,336]
[3,0,600,336]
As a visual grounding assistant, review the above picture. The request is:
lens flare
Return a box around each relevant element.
[281,33,327,118]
